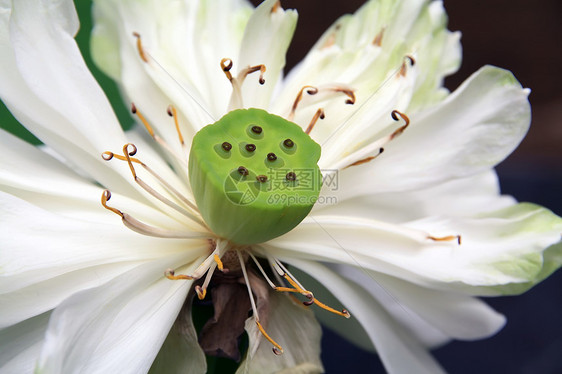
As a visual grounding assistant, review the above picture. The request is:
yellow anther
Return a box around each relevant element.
[164,268,194,280]
[256,320,284,355]
[102,151,144,165]
[101,190,124,218]
[429,235,462,245]
[167,105,185,145]
[279,274,349,318]
[213,254,224,271]
[195,285,207,300]
[132,32,148,63]
[220,58,234,81]
[131,103,155,138]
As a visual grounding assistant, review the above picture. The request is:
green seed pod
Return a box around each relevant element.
[189,108,322,244]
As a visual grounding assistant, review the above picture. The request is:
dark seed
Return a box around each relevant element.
[267,152,277,161]
[286,172,296,181]
[251,125,262,134]
[237,166,249,176]
[245,144,256,152]
[283,139,294,148]
[222,142,232,151]
[256,175,268,183]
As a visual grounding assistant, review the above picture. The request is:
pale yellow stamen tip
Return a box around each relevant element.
[429,235,462,245]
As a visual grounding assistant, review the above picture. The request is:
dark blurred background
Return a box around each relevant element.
[1,0,560,373]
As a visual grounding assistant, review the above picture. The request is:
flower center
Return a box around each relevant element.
[189,108,322,245]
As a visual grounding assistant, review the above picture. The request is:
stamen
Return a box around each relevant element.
[336,109,410,170]
[220,58,234,82]
[288,86,318,121]
[429,235,462,245]
[271,0,281,13]
[102,190,205,239]
[288,85,355,121]
[305,108,325,135]
[241,64,266,86]
[167,105,185,146]
[398,55,416,77]
[196,260,217,300]
[343,148,384,169]
[249,253,277,289]
[389,110,410,139]
[214,254,225,272]
[166,240,227,281]
[237,251,284,355]
[221,58,267,110]
[270,258,350,318]
[372,28,385,46]
[117,143,205,226]
[132,32,148,63]
[132,103,187,166]
[102,151,199,214]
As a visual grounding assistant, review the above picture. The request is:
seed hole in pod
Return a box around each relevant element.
[238,166,249,176]
[247,124,264,139]
[286,172,297,181]
[267,153,277,161]
[280,139,297,155]
[256,175,268,183]
[222,142,232,151]
[214,142,232,159]
[246,144,256,152]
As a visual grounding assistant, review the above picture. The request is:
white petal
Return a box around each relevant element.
[237,0,297,109]
[0,0,136,194]
[0,129,111,219]
[314,171,515,223]
[335,264,506,341]
[0,192,208,327]
[91,0,252,141]
[149,295,206,374]
[329,66,531,197]
[0,312,50,374]
[37,256,201,374]
[238,292,323,374]
[266,204,562,295]
[286,259,445,374]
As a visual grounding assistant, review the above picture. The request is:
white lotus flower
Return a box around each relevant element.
[1,0,561,373]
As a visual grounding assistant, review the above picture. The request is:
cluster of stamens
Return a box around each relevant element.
[100,31,463,357]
